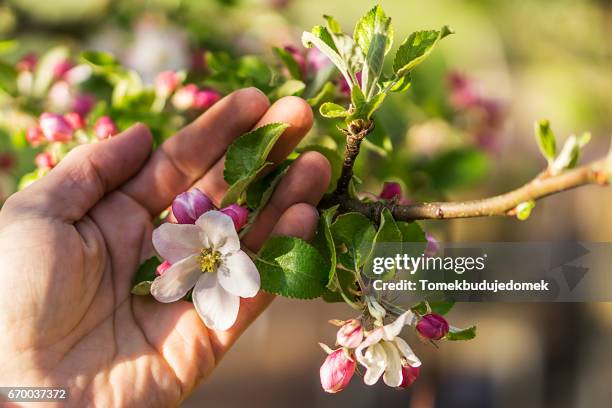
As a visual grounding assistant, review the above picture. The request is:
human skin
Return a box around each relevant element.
[0,88,331,407]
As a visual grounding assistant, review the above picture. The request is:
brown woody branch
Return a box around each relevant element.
[324,126,611,221]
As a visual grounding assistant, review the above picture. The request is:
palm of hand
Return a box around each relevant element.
[0,89,330,407]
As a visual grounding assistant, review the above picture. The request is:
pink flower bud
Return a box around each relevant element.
[306,47,331,73]
[193,89,221,110]
[26,126,45,147]
[284,45,307,75]
[72,94,96,117]
[17,53,38,72]
[39,112,74,142]
[416,313,449,340]
[424,233,440,257]
[94,116,118,140]
[380,182,402,200]
[172,84,198,110]
[320,349,356,394]
[219,204,249,231]
[339,71,362,96]
[53,59,74,80]
[172,189,215,224]
[155,70,180,95]
[35,152,55,169]
[64,112,85,130]
[336,319,363,348]
[398,364,420,389]
[156,260,171,276]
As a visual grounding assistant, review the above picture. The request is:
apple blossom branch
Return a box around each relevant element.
[324,128,611,222]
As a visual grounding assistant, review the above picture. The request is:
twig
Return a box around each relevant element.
[324,128,611,221]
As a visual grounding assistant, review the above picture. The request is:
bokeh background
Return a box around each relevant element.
[1,0,612,407]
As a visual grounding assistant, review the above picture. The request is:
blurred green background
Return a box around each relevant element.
[1,0,612,407]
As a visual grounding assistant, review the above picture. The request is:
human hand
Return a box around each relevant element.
[0,88,330,407]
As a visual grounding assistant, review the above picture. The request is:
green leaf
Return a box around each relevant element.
[80,50,121,71]
[516,200,535,221]
[331,212,376,271]
[324,15,343,34]
[131,257,161,296]
[302,27,353,89]
[429,299,456,315]
[311,206,339,288]
[389,73,412,92]
[256,236,329,299]
[246,161,291,210]
[354,5,394,56]
[350,85,366,110]
[350,89,386,120]
[273,47,303,80]
[397,221,427,257]
[534,120,556,163]
[272,79,306,99]
[446,325,477,341]
[222,163,270,207]
[224,123,288,185]
[320,102,349,118]
[307,81,337,106]
[363,208,402,279]
[0,60,17,96]
[354,5,393,97]
[393,26,453,77]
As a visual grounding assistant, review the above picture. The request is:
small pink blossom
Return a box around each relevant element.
[17,53,37,72]
[39,112,74,142]
[94,116,118,140]
[193,89,221,111]
[416,313,449,340]
[219,204,249,231]
[336,319,363,349]
[64,112,85,130]
[379,182,411,205]
[155,70,180,96]
[172,189,215,224]
[320,348,356,393]
[172,84,198,110]
[35,152,55,169]
[424,233,440,257]
[72,94,96,117]
[26,126,45,147]
[53,59,74,80]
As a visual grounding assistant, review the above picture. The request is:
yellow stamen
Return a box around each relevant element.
[197,248,221,273]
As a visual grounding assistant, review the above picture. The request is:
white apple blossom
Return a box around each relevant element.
[355,311,421,387]
[150,211,260,331]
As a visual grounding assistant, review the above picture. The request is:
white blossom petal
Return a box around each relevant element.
[192,272,240,331]
[356,328,383,367]
[394,337,422,367]
[217,251,260,298]
[196,211,240,254]
[381,341,403,387]
[362,343,387,386]
[150,255,200,302]
[382,311,414,340]
[153,223,202,264]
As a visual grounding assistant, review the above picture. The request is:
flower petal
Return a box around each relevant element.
[150,255,200,302]
[394,337,422,367]
[192,272,240,331]
[218,250,260,298]
[356,328,383,367]
[152,223,202,264]
[362,343,387,386]
[382,311,414,340]
[381,341,402,387]
[196,211,240,254]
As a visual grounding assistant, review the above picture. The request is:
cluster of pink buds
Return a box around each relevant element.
[153,70,221,112]
[447,71,506,151]
[319,319,365,393]
[171,188,249,230]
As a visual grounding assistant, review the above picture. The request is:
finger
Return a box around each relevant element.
[5,124,152,222]
[122,88,270,216]
[192,96,314,205]
[209,202,320,361]
[242,150,331,250]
